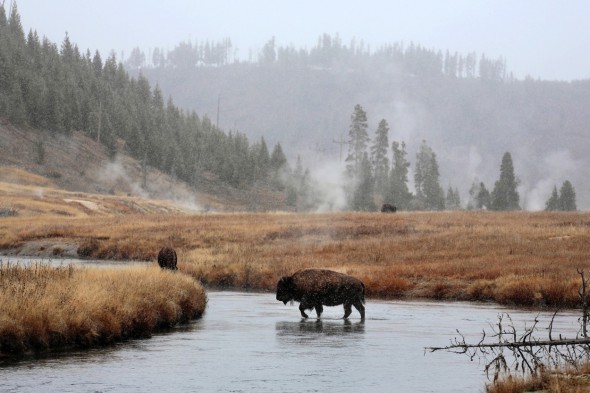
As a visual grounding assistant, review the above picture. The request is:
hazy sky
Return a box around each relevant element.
[14,0,590,81]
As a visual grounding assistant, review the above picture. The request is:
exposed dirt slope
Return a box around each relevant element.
[0,123,287,212]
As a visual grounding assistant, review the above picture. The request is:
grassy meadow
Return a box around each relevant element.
[2,205,589,308]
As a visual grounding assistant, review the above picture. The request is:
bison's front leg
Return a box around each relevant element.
[299,296,317,319]
[314,304,323,318]
[299,303,310,318]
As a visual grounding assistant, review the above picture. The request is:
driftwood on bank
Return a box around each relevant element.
[427,269,590,381]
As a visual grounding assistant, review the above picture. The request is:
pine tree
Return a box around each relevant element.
[477,182,491,210]
[446,187,461,210]
[7,78,27,124]
[544,185,559,211]
[270,143,287,171]
[0,5,9,116]
[558,180,577,211]
[269,143,288,190]
[260,37,276,64]
[352,152,376,211]
[92,50,103,78]
[298,168,315,211]
[0,4,6,28]
[454,187,462,208]
[8,3,24,45]
[414,140,445,210]
[370,119,390,199]
[254,137,270,181]
[286,157,302,208]
[345,104,369,176]
[468,181,491,210]
[387,141,412,210]
[490,152,520,211]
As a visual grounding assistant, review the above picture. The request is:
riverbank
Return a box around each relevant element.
[0,263,207,356]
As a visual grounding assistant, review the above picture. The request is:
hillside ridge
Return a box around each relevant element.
[0,122,287,212]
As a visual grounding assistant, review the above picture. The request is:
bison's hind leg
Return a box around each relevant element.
[353,300,365,320]
[343,300,365,320]
[314,304,323,318]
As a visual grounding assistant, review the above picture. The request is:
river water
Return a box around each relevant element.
[0,290,581,393]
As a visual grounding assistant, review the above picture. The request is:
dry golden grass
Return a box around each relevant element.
[2,208,589,307]
[487,365,590,393]
[0,263,207,355]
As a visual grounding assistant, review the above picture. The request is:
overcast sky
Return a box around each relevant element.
[13,0,590,81]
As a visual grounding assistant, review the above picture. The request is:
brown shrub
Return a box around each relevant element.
[486,373,544,393]
[466,279,497,302]
[494,277,543,306]
[363,273,414,298]
[77,237,100,258]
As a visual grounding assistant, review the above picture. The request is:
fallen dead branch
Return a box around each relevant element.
[428,313,590,380]
[427,270,590,382]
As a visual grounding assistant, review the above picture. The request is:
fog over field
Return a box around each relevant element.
[15,0,590,210]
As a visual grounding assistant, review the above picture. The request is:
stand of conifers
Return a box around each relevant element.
[427,269,590,382]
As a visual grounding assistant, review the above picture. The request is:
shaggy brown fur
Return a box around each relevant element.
[157,246,178,270]
[276,269,365,320]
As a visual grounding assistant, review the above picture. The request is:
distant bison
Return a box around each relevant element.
[381,203,397,213]
[276,269,365,320]
[157,246,177,270]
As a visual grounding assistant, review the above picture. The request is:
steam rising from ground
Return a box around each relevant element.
[311,160,348,212]
[97,158,148,198]
[523,149,579,211]
[94,156,203,212]
[303,145,582,212]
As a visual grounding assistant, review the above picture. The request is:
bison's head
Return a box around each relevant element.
[276,276,295,304]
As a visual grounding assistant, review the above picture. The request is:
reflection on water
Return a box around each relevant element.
[276,319,365,349]
[0,291,582,393]
[276,319,365,336]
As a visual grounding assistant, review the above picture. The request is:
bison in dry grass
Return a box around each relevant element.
[381,203,397,213]
[276,269,365,320]
[157,246,177,270]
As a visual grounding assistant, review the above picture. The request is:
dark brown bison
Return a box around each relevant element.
[157,246,177,270]
[276,269,365,320]
[381,203,397,213]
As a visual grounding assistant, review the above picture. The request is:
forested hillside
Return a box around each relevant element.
[130,34,590,210]
[0,4,295,210]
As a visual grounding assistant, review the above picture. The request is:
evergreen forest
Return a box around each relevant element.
[0,4,292,199]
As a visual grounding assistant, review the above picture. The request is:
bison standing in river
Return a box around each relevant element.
[157,246,178,270]
[276,269,365,320]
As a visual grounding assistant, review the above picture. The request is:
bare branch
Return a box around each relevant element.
[427,270,590,380]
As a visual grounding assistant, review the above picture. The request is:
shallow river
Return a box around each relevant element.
[0,290,581,393]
